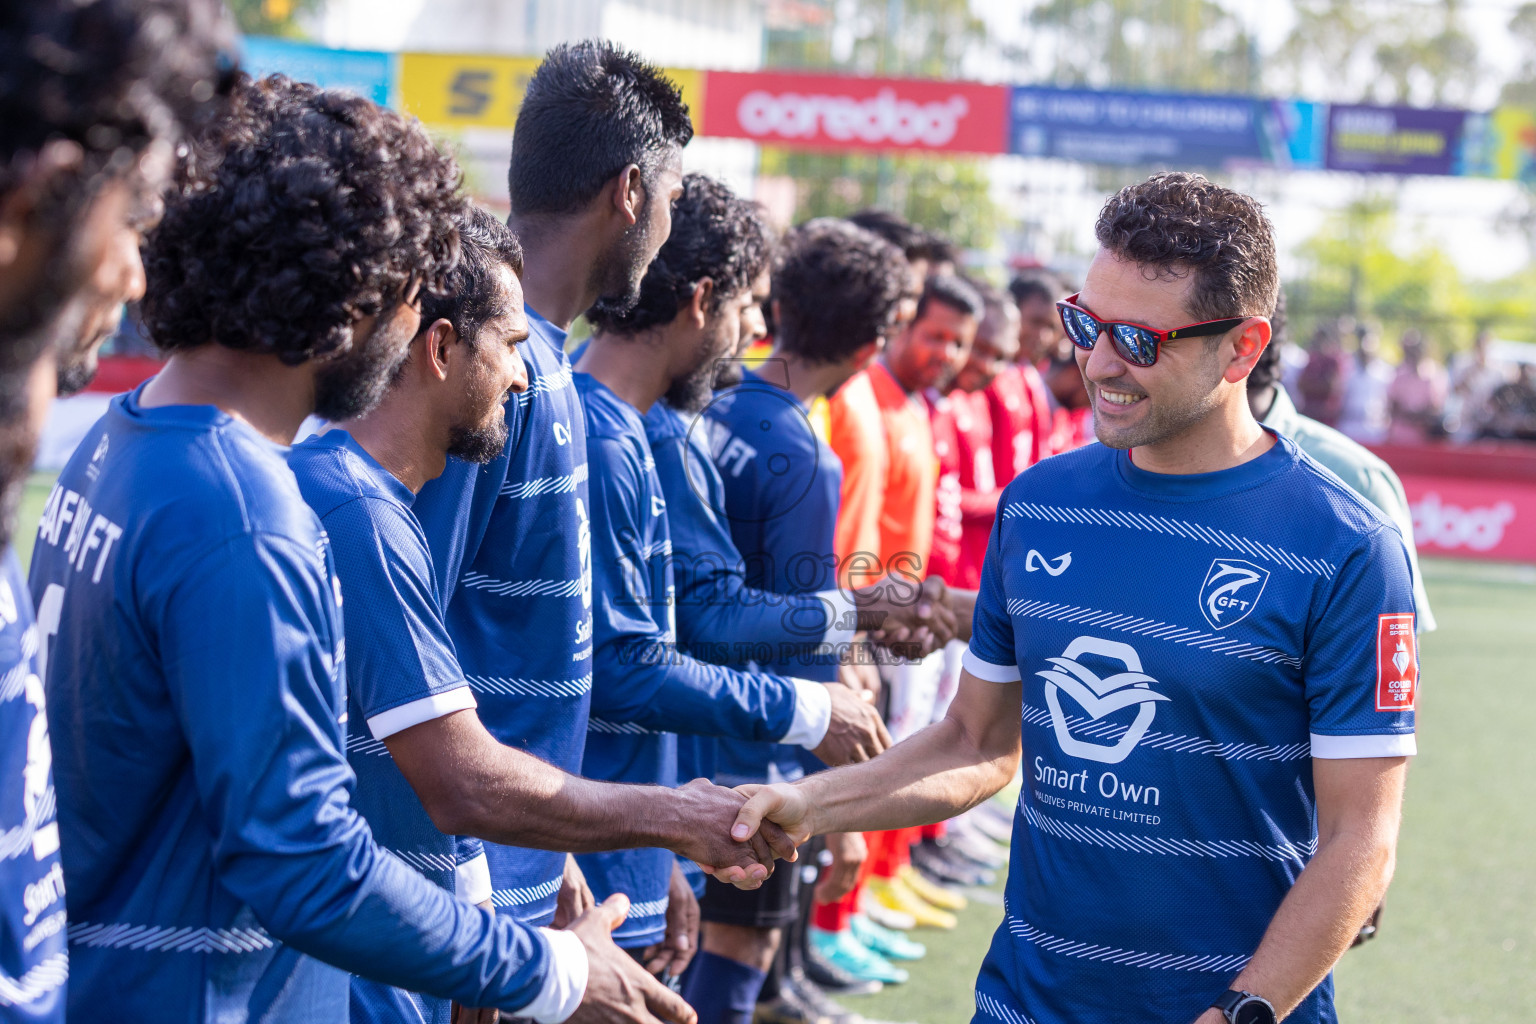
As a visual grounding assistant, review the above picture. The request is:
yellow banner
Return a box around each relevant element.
[400,52,705,133]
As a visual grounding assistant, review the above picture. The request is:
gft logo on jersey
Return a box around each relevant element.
[1198,558,1269,629]
[1036,636,1170,764]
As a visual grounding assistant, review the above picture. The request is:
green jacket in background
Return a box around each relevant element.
[1260,384,1436,632]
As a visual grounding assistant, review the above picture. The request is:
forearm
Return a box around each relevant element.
[592,642,800,742]
[796,683,1020,835]
[1218,830,1396,1019]
[430,741,698,855]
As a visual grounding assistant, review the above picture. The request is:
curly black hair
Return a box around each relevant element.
[509,40,693,217]
[846,208,928,263]
[420,205,524,348]
[0,0,236,344]
[586,173,771,336]
[1095,172,1278,324]
[141,74,466,365]
[773,219,907,366]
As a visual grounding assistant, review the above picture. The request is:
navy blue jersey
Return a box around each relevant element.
[963,436,1418,1024]
[30,387,564,1023]
[696,373,847,785]
[412,309,591,926]
[575,375,823,948]
[0,550,66,1020]
[291,430,490,1024]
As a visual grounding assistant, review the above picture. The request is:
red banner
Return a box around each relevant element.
[1371,443,1536,564]
[702,70,1009,154]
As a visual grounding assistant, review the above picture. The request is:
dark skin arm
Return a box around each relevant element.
[385,710,797,886]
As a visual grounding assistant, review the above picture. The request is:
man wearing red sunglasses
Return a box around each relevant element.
[728,172,1418,1024]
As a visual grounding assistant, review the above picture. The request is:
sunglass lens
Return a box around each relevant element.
[1111,324,1159,366]
[1062,308,1099,350]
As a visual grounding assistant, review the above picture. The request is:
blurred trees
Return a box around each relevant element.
[760,0,1000,250]
[1269,0,1479,106]
[225,0,320,36]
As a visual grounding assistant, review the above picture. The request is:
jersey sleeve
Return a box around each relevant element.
[656,436,844,654]
[413,394,525,604]
[154,533,564,1015]
[1352,463,1436,634]
[961,512,1020,683]
[1303,525,1419,758]
[321,497,474,739]
[827,393,886,580]
[455,834,492,906]
[585,435,805,743]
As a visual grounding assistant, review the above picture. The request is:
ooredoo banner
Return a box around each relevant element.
[701,70,1010,155]
[1373,444,1536,564]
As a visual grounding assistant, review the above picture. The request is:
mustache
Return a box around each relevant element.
[1087,375,1147,398]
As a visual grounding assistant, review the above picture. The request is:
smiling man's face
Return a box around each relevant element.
[1074,250,1230,451]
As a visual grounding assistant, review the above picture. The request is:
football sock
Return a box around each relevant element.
[681,950,765,1024]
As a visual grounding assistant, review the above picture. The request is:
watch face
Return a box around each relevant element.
[1234,1000,1277,1024]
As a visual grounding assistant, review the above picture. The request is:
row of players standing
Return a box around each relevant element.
[1,7,963,1021]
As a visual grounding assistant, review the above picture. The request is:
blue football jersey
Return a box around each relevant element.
[291,429,489,1024]
[696,372,846,785]
[963,436,1418,1024]
[412,309,592,926]
[575,374,815,948]
[30,387,558,1023]
[0,550,66,1021]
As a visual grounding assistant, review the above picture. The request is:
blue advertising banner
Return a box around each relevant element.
[241,37,395,106]
[1009,87,1283,168]
[1324,104,1469,175]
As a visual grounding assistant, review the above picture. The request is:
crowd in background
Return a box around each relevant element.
[1283,321,1536,444]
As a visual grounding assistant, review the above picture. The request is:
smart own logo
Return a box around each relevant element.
[1036,636,1170,764]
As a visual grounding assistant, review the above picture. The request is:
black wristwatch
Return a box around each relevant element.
[1210,990,1277,1024]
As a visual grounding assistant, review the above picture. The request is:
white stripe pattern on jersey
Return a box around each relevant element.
[0,785,56,862]
[1019,805,1316,863]
[69,922,274,954]
[0,951,67,1007]
[490,875,564,908]
[586,718,665,735]
[973,990,1041,1024]
[0,626,38,702]
[460,573,584,598]
[390,849,459,875]
[1003,912,1251,974]
[514,364,573,407]
[1007,599,1303,669]
[1001,502,1338,578]
[500,462,589,500]
[466,674,593,698]
[624,896,670,920]
[1019,705,1312,762]
[345,733,390,758]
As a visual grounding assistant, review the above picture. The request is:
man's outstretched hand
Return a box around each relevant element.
[859,577,960,657]
[566,895,697,1024]
[729,783,815,850]
[812,683,892,766]
[666,779,799,889]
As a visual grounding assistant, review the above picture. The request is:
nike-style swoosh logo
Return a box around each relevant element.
[1025,550,1071,575]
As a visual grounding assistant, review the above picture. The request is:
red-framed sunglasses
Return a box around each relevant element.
[1055,293,1256,367]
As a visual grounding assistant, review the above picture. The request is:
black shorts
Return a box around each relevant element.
[698,851,805,930]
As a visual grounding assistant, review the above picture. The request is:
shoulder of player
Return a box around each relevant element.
[1275,440,1399,542]
[997,442,1111,501]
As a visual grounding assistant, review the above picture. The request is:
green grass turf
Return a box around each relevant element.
[10,472,1535,1021]
[841,557,1536,1024]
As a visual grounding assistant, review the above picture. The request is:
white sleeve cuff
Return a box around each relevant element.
[455,852,492,906]
[1310,732,1417,759]
[782,679,833,748]
[518,927,589,1023]
[961,648,1021,683]
[816,588,859,647]
[365,685,478,740]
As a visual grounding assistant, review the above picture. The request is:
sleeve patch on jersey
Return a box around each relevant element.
[1375,613,1418,712]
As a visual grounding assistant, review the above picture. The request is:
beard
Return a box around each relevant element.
[0,366,43,547]
[586,203,657,320]
[446,414,509,465]
[311,312,417,422]
[668,326,736,415]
